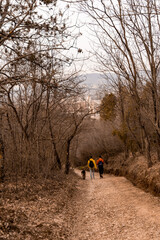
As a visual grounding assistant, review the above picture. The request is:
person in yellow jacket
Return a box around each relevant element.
[88,156,97,179]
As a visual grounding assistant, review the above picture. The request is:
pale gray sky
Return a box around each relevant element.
[38,1,97,74]
[58,1,97,74]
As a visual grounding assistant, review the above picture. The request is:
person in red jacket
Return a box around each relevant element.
[96,156,104,178]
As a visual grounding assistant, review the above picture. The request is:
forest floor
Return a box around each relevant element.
[1,169,160,239]
[0,171,79,240]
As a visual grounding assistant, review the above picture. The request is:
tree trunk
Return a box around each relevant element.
[53,146,61,170]
[65,140,71,174]
[144,137,152,168]
[138,113,152,168]
[0,138,5,182]
[155,133,160,161]
[124,144,129,159]
[48,115,61,170]
[0,112,5,182]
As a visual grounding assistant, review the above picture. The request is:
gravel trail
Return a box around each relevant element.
[69,170,160,240]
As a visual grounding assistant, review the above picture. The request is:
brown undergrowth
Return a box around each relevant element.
[0,170,80,240]
[105,153,160,197]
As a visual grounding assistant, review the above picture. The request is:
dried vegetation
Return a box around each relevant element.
[105,153,160,197]
[0,171,79,240]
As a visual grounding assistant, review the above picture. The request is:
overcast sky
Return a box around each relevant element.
[61,1,97,74]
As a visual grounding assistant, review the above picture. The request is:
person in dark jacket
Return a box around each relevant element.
[96,156,104,178]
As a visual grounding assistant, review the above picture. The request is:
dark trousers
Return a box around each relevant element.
[98,165,103,177]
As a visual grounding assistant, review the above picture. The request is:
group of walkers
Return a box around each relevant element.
[88,156,104,179]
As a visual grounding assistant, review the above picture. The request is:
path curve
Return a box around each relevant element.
[68,169,160,240]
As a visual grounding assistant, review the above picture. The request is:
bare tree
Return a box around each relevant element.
[80,0,160,166]
[0,0,86,180]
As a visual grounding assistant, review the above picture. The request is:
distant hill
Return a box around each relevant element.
[81,73,107,99]
[80,73,103,96]
[83,73,105,87]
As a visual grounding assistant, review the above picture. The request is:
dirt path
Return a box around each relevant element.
[68,170,160,240]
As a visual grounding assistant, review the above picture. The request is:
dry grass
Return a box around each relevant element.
[104,153,160,197]
[0,171,80,240]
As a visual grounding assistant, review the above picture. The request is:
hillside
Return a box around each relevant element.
[82,73,106,98]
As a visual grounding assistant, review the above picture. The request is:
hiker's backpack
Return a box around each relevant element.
[89,160,94,168]
[98,160,103,166]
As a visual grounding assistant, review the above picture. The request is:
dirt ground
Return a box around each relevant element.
[67,169,160,240]
[1,169,160,239]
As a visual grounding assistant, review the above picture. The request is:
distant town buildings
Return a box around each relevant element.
[66,95,101,119]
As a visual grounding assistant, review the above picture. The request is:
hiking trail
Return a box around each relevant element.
[67,169,160,240]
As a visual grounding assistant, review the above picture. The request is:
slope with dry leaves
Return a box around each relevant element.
[0,171,78,240]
